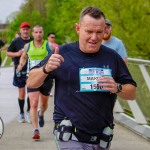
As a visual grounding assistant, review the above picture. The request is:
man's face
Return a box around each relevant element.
[103,25,112,40]
[76,15,106,53]
[20,27,30,39]
[32,27,44,41]
[48,34,55,43]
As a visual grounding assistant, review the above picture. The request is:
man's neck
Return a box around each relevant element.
[21,36,30,40]
[102,37,111,44]
[34,40,44,48]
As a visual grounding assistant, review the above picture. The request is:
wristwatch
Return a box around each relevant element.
[42,64,50,74]
[116,83,122,93]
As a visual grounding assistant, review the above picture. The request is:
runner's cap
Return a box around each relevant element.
[20,22,30,28]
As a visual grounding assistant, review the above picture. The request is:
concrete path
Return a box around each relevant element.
[0,67,150,150]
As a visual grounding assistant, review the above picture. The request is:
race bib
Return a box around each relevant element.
[29,60,41,69]
[79,68,112,92]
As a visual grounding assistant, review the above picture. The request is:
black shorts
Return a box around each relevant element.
[27,79,53,96]
[13,68,27,88]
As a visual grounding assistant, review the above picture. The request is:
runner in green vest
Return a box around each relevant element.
[17,25,55,140]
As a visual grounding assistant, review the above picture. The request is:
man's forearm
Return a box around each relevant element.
[7,51,18,58]
[27,67,48,88]
[19,55,27,68]
[118,84,136,100]
[17,58,26,71]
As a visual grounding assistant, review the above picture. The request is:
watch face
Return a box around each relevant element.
[118,84,122,92]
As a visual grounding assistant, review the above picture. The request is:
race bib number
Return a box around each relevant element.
[79,68,112,92]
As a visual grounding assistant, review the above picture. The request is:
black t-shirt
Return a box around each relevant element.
[7,37,33,70]
[0,40,5,48]
[34,42,137,134]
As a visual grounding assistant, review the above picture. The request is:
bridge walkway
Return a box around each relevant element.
[0,67,150,150]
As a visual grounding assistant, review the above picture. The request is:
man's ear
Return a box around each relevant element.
[75,23,80,35]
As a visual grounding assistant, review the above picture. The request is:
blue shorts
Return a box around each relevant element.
[13,68,27,88]
[27,79,53,96]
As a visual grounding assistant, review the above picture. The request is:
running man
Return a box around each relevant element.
[18,25,54,140]
[47,33,59,48]
[7,22,33,123]
[27,7,136,149]
[102,19,128,64]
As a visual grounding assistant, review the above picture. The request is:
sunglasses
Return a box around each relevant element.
[50,36,55,38]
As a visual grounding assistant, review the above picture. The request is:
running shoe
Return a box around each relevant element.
[32,129,40,140]
[18,113,25,123]
[26,111,31,123]
[38,111,44,127]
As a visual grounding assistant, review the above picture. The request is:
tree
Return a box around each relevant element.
[6,0,150,59]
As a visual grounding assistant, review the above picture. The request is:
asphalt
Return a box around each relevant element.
[0,67,150,150]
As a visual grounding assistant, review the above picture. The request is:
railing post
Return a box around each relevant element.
[139,64,150,91]
[127,100,147,125]
[113,99,124,113]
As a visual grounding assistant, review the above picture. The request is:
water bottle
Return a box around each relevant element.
[100,126,113,148]
[56,118,72,141]
[16,69,21,77]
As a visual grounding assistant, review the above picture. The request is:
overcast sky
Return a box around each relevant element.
[0,0,25,23]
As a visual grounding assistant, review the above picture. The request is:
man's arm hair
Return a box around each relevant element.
[27,67,48,88]
[17,44,28,70]
[118,84,136,100]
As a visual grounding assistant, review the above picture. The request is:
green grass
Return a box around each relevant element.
[146,65,150,75]
[1,51,12,66]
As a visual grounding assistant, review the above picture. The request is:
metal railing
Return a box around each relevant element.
[114,57,150,124]
[114,57,150,140]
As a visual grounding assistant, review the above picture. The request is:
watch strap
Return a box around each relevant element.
[116,83,122,93]
[42,64,49,74]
